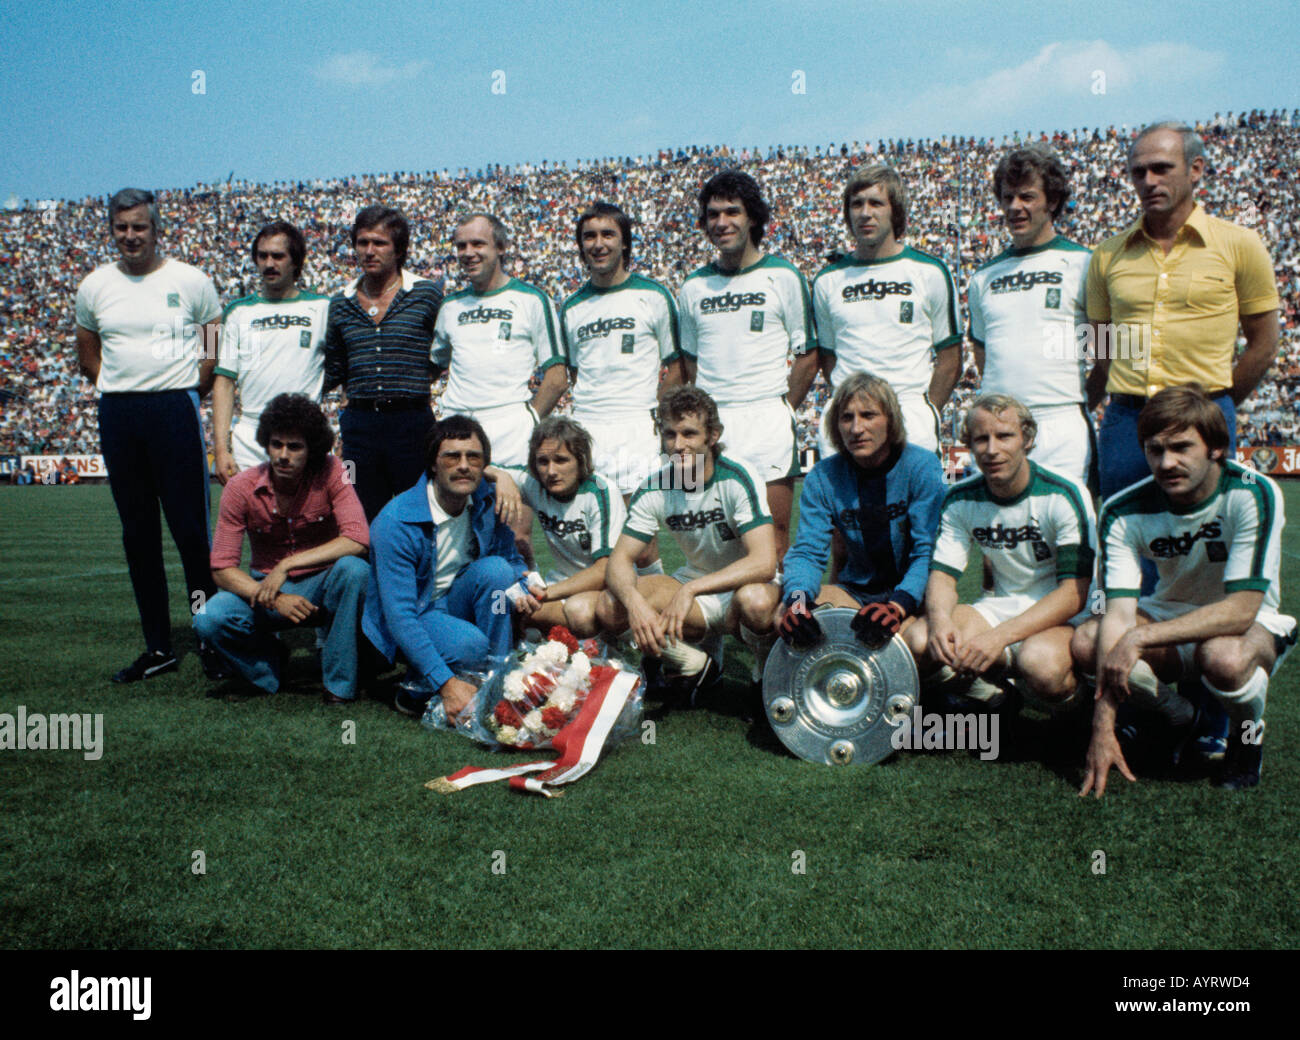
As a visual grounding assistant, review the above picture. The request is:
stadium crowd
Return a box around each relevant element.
[1,107,1297,458]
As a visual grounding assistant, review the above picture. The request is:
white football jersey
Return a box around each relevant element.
[967,235,1091,407]
[499,465,626,581]
[932,461,1096,601]
[1100,461,1286,618]
[74,259,222,393]
[624,453,772,578]
[812,246,961,399]
[562,273,680,420]
[216,291,331,422]
[433,278,564,413]
[677,255,815,406]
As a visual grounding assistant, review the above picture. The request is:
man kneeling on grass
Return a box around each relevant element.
[596,386,780,703]
[903,393,1095,720]
[195,393,369,703]
[1076,385,1295,795]
[363,415,540,721]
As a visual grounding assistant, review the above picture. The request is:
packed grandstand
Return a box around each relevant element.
[2,107,1297,469]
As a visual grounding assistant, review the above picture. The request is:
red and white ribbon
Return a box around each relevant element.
[426,666,640,798]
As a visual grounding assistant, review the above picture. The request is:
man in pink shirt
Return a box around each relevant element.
[195,394,370,702]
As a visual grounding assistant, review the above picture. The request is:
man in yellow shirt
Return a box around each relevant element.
[1085,120,1279,500]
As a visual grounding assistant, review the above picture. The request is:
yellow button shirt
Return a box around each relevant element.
[1085,204,1278,396]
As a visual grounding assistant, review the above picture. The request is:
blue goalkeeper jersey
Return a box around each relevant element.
[782,444,945,615]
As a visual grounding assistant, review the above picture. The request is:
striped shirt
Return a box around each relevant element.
[323,270,442,401]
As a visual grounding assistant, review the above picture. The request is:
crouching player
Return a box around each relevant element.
[775,372,945,652]
[195,394,370,702]
[488,416,626,636]
[903,393,1094,714]
[1077,386,1294,794]
[596,386,780,700]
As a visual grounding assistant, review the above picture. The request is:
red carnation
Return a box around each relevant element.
[494,701,524,728]
[548,626,580,655]
[524,673,556,706]
[541,706,568,731]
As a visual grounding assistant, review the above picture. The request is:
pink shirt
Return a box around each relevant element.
[211,455,369,577]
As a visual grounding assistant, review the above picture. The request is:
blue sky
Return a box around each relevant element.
[3,0,1297,202]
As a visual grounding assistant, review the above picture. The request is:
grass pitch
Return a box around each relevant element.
[2,482,1298,949]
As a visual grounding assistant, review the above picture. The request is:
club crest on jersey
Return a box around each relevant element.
[1148,519,1223,559]
[899,301,913,323]
[1045,288,1061,309]
[621,333,635,353]
[1205,541,1228,562]
[578,532,592,552]
[1032,539,1051,562]
[166,293,180,307]
[497,322,512,340]
[750,310,765,332]
[299,331,311,348]
[715,520,737,541]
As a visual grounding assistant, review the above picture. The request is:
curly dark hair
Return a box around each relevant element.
[697,169,769,246]
[256,394,336,474]
[424,414,492,476]
[992,146,1071,221]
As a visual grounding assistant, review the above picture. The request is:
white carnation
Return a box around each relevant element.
[570,652,592,678]
[549,688,577,713]
[523,709,545,732]
[535,641,569,666]
[497,725,519,745]
[503,672,527,700]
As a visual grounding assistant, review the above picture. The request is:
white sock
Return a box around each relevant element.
[1202,667,1268,727]
[739,623,774,683]
[636,559,665,577]
[1128,660,1196,727]
[659,639,709,676]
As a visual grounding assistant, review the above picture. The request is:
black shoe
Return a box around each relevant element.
[112,650,179,683]
[199,642,233,681]
[393,686,428,718]
[1216,729,1263,790]
[671,655,722,709]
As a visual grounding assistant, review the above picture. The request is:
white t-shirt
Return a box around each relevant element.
[967,235,1091,407]
[677,255,815,406]
[433,277,564,413]
[623,453,772,578]
[1100,461,1287,619]
[931,461,1096,601]
[562,273,680,419]
[812,245,961,399]
[75,259,222,393]
[499,465,626,580]
[426,483,475,599]
[216,291,331,423]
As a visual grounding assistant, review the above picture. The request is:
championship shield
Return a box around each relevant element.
[762,607,919,765]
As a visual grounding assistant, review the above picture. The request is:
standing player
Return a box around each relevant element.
[562,201,682,508]
[1076,386,1294,795]
[434,213,567,560]
[596,386,780,699]
[488,416,626,636]
[812,165,962,457]
[967,147,1094,486]
[903,393,1095,711]
[213,221,330,479]
[324,205,442,521]
[75,188,223,682]
[677,170,818,558]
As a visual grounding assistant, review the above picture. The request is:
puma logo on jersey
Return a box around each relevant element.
[574,316,636,340]
[974,522,1044,550]
[699,291,766,314]
[247,313,312,330]
[988,270,1063,294]
[458,306,513,324]
[666,506,726,531]
[537,512,587,537]
[1149,520,1223,559]
[841,279,912,302]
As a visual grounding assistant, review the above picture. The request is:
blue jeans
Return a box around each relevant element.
[408,556,517,700]
[193,556,369,698]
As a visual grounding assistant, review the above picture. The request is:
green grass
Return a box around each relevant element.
[2,482,1299,949]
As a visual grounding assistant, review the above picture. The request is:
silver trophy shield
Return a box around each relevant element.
[763,607,919,765]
